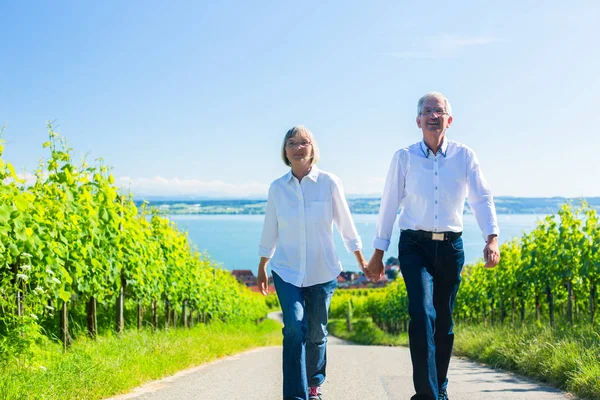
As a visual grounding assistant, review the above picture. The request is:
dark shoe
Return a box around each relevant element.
[438,389,449,400]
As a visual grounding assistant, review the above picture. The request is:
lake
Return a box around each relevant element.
[168,214,546,275]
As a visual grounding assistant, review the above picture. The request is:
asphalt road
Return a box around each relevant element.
[108,313,574,400]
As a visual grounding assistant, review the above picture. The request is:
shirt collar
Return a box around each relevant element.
[285,165,320,183]
[420,138,448,158]
[306,165,320,182]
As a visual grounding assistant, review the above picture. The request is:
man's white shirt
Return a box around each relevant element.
[259,166,362,287]
[373,139,499,251]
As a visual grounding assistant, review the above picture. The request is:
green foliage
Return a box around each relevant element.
[331,283,408,333]
[264,293,280,310]
[0,126,268,361]
[456,202,600,327]
[330,288,383,319]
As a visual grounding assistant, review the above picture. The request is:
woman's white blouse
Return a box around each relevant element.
[259,166,362,287]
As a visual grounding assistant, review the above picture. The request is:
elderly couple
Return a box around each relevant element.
[257,92,500,400]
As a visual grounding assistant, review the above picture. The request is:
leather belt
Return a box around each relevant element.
[402,229,462,241]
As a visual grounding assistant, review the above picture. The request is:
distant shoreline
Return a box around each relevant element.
[134,196,600,216]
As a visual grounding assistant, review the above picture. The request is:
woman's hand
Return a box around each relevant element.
[353,250,369,277]
[257,257,271,296]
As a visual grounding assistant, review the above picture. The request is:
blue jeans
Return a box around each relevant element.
[398,231,465,400]
[272,272,337,400]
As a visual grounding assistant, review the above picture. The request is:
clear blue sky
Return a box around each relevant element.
[1,1,599,198]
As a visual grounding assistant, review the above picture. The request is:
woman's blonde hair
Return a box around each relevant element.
[281,125,320,167]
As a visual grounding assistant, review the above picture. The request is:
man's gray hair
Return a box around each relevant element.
[417,92,453,117]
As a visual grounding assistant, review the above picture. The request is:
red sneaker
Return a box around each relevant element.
[308,386,322,400]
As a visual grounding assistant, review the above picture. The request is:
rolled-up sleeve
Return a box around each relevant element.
[466,150,500,240]
[373,151,405,251]
[258,184,279,257]
[330,176,362,253]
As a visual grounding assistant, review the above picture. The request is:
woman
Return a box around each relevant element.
[257,125,367,400]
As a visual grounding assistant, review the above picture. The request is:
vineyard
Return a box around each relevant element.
[331,202,600,331]
[0,126,267,359]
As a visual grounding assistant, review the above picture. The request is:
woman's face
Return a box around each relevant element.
[285,133,313,166]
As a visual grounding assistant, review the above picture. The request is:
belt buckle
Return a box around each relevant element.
[431,232,445,241]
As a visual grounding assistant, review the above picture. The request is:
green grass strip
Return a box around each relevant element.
[0,320,282,400]
[454,324,600,400]
[329,318,409,346]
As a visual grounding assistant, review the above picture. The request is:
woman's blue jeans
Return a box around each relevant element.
[398,231,465,400]
[272,272,337,400]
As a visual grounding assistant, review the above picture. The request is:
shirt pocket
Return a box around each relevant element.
[307,201,332,222]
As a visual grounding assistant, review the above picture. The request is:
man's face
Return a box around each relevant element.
[416,96,453,135]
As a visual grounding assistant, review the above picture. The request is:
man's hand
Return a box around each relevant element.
[366,250,385,282]
[483,235,500,269]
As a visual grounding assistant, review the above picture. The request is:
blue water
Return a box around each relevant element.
[169,214,546,275]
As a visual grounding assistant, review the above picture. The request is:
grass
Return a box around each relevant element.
[453,323,600,400]
[0,319,282,400]
[328,318,409,346]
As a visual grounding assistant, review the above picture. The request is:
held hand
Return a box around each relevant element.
[483,236,500,269]
[352,249,370,280]
[352,250,369,276]
[366,252,385,282]
[358,259,369,276]
[256,268,269,296]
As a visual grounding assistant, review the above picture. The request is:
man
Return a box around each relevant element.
[366,92,500,400]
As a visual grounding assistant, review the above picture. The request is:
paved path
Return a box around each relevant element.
[109,313,575,400]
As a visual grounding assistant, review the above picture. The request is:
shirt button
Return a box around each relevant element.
[435,186,438,190]
[435,200,438,204]
[435,159,437,162]
[435,172,438,176]
[435,215,438,219]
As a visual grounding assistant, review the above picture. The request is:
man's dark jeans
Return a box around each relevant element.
[398,230,465,400]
